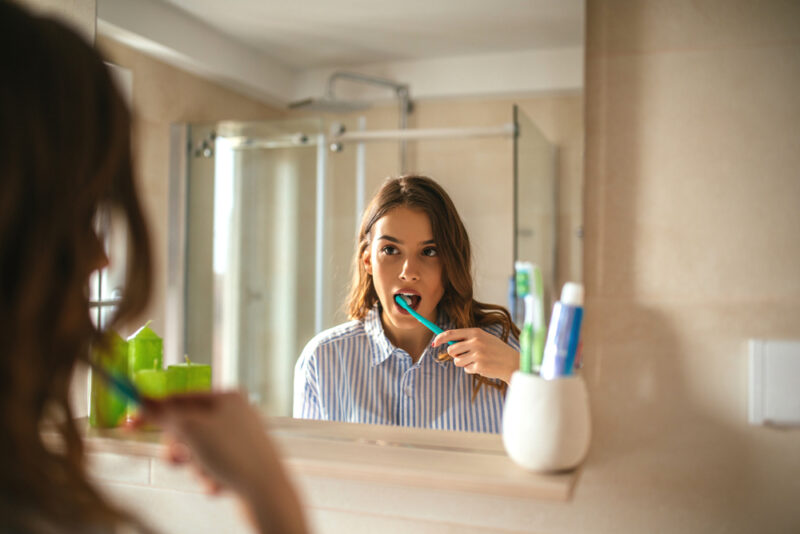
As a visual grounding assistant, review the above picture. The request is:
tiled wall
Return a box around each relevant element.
[570,0,800,532]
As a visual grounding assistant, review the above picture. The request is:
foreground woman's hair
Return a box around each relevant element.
[0,2,152,531]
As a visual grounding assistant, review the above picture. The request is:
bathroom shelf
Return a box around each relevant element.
[62,416,581,501]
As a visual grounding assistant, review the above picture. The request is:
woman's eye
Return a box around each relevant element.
[422,247,438,257]
[381,245,398,255]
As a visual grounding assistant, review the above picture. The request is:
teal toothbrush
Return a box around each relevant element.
[394,294,454,346]
[88,360,142,405]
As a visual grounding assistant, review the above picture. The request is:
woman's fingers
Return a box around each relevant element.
[194,464,225,495]
[463,362,479,374]
[446,339,473,358]
[164,438,192,465]
[433,328,479,347]
[436,328,519,383]
[452,351,478,367]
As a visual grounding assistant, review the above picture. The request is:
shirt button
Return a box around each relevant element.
[405,386,413,397]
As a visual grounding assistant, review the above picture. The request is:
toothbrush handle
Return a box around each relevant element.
[394,295,455,346]
[89,360,142,405]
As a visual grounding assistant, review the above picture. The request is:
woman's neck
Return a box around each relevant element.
[380,312,433,363]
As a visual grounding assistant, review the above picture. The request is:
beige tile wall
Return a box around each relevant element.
[95,37,286,337]
[565,1,800,532]
[408,95,585,308]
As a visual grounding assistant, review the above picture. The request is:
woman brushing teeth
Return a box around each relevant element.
[294,175,520,433]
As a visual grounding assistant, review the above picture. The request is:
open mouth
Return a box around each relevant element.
[394,292,421,313]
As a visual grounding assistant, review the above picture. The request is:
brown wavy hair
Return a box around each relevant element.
[0,3,152,532]
[347,175,519,397]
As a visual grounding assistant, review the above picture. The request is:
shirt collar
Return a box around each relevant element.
[364,305,395,366]
[363,305,456,367]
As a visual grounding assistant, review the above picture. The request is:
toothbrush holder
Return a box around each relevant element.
[502,371,591,472]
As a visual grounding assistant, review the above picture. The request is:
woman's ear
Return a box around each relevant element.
[362,247,373,275]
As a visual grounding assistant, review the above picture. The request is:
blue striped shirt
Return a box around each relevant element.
[293,306,519,433]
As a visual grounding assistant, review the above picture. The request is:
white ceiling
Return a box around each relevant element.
[98,0,584,105]
[160,0,584,70]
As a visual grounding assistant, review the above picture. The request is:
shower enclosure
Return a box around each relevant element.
[166,106,555,417]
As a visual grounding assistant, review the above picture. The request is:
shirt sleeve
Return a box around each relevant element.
[293,342,322,419]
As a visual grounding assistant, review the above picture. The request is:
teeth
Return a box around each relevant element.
[397,293,420,307]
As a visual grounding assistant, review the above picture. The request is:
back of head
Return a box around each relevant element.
[0,2,152,530]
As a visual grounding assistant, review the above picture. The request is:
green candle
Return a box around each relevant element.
[166,365,187,394]
[167,355,211,393]
[89,331,128,428]
[127,320,163,416]
[127,320,163,376]
[132,365,168,399]
[130,362,168,429]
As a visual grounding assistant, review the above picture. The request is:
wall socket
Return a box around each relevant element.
[749,339,800,426]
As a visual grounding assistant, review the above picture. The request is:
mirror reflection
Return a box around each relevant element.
[134,1,587,433]
[176,95,582,431]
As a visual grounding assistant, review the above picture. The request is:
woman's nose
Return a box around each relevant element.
[399,257,420,281]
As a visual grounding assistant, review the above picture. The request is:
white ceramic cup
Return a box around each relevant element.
[502,371,591,472]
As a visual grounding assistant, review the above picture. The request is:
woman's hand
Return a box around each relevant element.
[432,328,519,384]
[141,392,307,534]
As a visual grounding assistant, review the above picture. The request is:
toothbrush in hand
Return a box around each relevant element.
[394,294,454,346]
[88,360,142,405]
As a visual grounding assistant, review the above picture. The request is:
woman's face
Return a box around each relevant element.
[363,206,445,329]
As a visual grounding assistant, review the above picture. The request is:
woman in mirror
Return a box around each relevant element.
[294,175,520,433]
[0,3,306,532]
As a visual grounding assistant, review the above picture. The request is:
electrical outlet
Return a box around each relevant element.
[749,339,800,426]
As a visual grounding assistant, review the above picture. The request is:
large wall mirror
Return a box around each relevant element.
[106,0,584,432]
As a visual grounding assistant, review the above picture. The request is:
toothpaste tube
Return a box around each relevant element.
[540,282,584,379]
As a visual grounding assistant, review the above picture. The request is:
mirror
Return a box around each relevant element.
[170,99,583,427]
[126,1,587,433]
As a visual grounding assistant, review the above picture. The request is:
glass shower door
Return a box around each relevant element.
[183,118,325,416]
[514,105,557,309]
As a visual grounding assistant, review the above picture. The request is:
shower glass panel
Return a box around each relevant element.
[514,105,557,309]
[184,118,331,416]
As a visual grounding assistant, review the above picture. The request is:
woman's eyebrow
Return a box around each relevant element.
[377,235,436,245]
[377,234,402,243]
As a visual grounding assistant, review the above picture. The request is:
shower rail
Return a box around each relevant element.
[332,123,516,143]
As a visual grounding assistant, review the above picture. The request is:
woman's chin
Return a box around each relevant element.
[394,309,433,327]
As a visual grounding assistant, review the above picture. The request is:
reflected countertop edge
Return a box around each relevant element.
[50,417,581,501]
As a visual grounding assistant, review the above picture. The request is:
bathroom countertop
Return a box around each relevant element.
[59,416,581,501]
